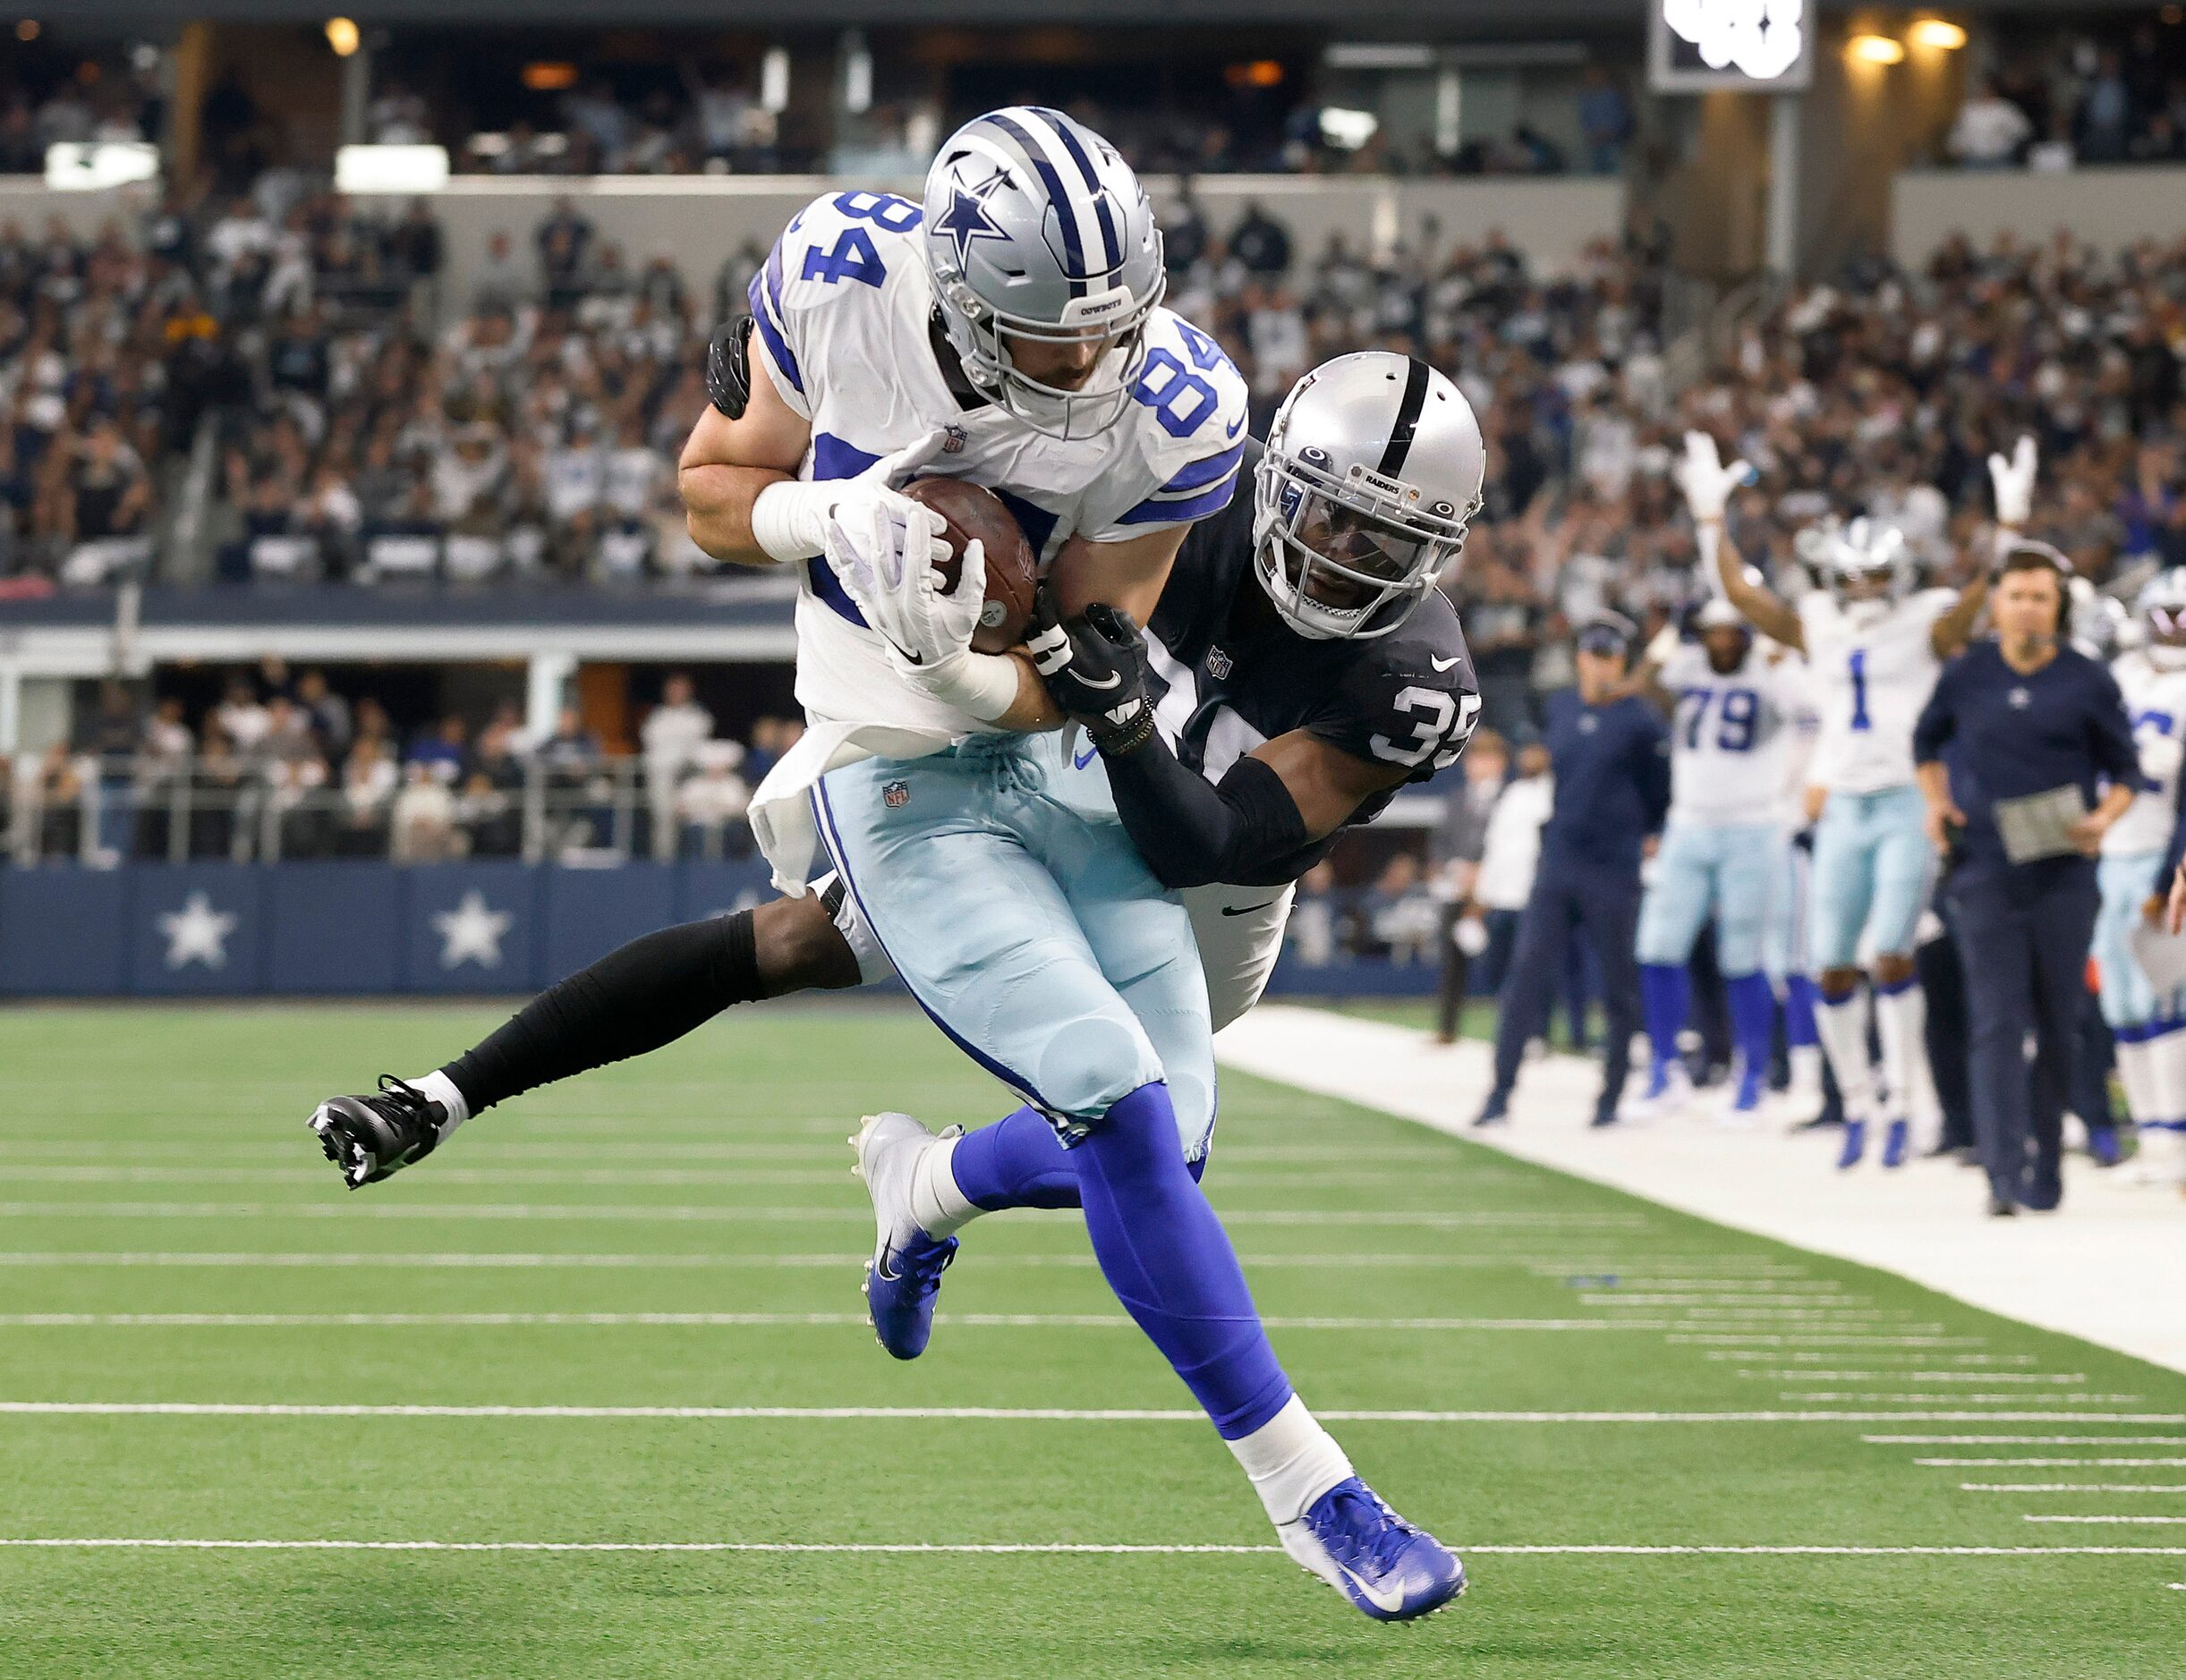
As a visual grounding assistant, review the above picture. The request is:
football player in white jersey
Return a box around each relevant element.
[2104,569,2186,1186]
[1621,598,1809,1123]
[670,109,1461,1619]
[1678,432,2029,1170]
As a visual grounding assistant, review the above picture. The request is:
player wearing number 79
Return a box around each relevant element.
[1678,430,2020,1171]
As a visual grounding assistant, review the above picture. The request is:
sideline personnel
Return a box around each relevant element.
[1913,547,2139,1216]
[1476,611,1670,1128]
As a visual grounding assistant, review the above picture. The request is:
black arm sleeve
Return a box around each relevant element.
[1101,734,1311,891]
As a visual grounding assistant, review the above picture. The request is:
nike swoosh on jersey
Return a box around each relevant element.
[1220,901,1280,917]
[1226,412,1246,439]
[1429,654,1462,672]
[1073,745,1098,770]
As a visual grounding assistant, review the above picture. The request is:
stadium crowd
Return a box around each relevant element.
[1948,16,2186,167]
[5,663,801,868]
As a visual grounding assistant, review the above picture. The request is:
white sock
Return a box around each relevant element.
[1873,979,1934,1128]
[909,1132,985,1240]
[2147,1022,2186,1124]
[2114,1034,2157,1125]
[1228,1395,1356,1527]
[1814,988,1876,1119]
[1788,1044,1824,1099]
[410,1070,470,1137]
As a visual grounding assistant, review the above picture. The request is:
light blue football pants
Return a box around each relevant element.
[2094,849,2172,1027]
[1808,784,1933,970]
[812,732,1217,1161]
[1635,819,1780,975]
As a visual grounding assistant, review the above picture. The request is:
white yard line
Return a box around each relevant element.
[1216,1007,2186,1376]
[1670,1335,1990,1348]
[1923,1450,2186,1459]
[2,1537,2182,1557]
[1739,1370,2082,1383]
[0,1201,1646,1228]
[4,1402,2182,1423]
[1707,1352,2034,1365]
[2025,1515,2186,1525]
[1781,1393,2143,1405]
[0,1312,1700,1333]
[1867,1436,2186,1446]
[1964,1484,2186,1493]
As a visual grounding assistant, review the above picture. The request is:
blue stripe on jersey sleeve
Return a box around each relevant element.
[745,270,804,397]
[1115,474,1239,526]
[1159,439,1246,494]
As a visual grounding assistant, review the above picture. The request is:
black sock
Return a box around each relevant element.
[442,911,762,1116]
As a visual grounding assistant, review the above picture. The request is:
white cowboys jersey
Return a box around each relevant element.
[746,188,1250,739]
[2103,649,2186,857]
[1657,641,1805,827]
[1796,588,1954,794]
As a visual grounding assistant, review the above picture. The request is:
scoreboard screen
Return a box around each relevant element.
[1648,0,1815,92]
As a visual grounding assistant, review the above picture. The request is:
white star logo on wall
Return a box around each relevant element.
[433,890,513,970]
[158,891,237,971]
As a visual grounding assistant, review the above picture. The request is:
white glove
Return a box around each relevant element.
[834,526,988,673]
[1988,434,2037,528]
[1674,430,1752,524]
[1645,621,1681,666]
[748,429,951,565]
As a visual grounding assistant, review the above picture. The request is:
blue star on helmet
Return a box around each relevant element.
[935,169,1012,268]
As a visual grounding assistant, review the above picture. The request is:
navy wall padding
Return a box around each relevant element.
[263,864,404,994]
[0,867,134,996]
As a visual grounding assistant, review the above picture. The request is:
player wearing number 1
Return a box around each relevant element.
[1680,431,2025,1170]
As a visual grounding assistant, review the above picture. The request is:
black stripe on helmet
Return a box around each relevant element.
[1376,357,1432,479]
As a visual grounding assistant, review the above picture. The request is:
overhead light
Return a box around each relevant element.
[1225,60,1284,89]
[1318,106,1380,150]
[46,140,159,191]
[1848,34,1905,65]
[335,143,449,194]
[761,47,790,115]
[843,31,872,115]
[522,61,577,91]
[15,19,37,41]
[1909,20,1966,50]
[1324,43,1433,71]
[325,17,359,57]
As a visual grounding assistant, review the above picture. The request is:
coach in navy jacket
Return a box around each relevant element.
[1913,549,2139,1215]
[1476,612,1671,1128]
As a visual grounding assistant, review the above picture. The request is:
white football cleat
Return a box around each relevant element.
[1618,1060,1694,1124]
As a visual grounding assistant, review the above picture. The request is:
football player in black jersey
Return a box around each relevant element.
[308,351,1484,1225]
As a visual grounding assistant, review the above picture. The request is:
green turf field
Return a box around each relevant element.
[2,1002,2179,1678]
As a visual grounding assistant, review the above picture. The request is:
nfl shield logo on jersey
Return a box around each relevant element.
[941,425,966,454]
[883,779,911,809]
[1206,645,1233,680]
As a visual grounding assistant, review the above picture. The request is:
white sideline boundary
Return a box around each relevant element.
[0,1312,1715,1333]
[4,1403,2181,1423]
[1213,1008,2186,1376]
[3,1537,2184,1558]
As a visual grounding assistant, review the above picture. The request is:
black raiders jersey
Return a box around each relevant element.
[1144,438,1482,885]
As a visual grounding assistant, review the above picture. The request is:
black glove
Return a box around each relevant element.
[706,317,755,418]
[1026,584,1155,753]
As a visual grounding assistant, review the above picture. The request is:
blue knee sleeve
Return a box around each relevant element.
[950,1105,1206,1212]
[1640,963,1690,1068]
[1725,971,1775,1073]
[1073,1082,1290,1439]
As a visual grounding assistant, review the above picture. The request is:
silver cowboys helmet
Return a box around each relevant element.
[1815,516,1914,616]
[923,106,1165,440]
[1254,352,1485,641]
[2139,565,2186,666]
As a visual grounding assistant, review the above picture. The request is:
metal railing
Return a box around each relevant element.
[4,752,756,868]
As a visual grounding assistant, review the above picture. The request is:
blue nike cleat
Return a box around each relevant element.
[1835,1117,1868,1170]
[2086,1124,2122,1168]
[1279,1478,1466,1623]
[852,1112,958,1361]
[1880,1117,1910,1169]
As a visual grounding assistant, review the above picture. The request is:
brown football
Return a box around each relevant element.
[902,476,1039,654]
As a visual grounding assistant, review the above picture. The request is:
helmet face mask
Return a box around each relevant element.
[1822,517,1912,622]
[2139,566,2186,666]
[1253,353,1484,641]
[923,109,1167,441]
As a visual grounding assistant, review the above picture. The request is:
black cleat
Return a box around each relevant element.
[308,1075,449,1190]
